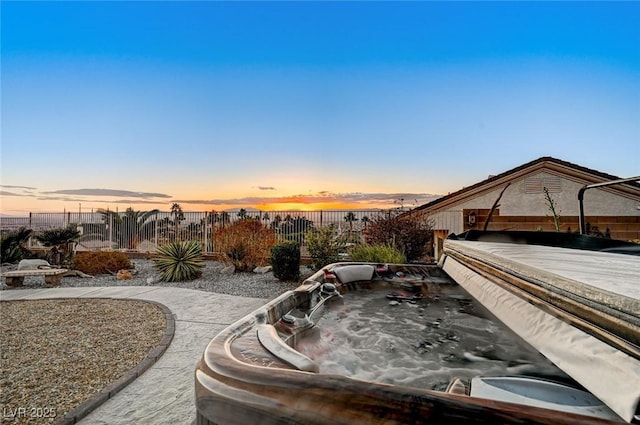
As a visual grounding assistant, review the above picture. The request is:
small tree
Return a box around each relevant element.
[305,225,345,270]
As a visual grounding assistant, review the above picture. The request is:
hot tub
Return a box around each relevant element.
[196,254,635,424]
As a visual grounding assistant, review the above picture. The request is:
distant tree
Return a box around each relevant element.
[238,209,248,220]
[170,203,185,241]
[170,203,185,224]
[270,214,283,230]
[280,217,314,243]
[98,207,159,250]
[262,212,271,226]
[219,211,230,226]
[344,211,358,242]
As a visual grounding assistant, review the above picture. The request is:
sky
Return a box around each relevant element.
[1,1,639,216]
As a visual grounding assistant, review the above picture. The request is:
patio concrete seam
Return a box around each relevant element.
[51,299,175,425]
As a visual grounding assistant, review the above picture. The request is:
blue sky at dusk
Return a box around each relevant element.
[1,1,639,214]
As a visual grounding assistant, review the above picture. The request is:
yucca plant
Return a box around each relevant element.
[154,240,204,282]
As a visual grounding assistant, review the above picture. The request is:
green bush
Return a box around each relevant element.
[349,244,406,264]
[305,225,345,270]
[154,240,204,282]
[270,241,300,282]
[72,251,132,275]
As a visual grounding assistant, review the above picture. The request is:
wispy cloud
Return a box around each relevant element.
[0,191,27,197]
[42,189,172,198]
[0,185,37,190]
[256,186,276,191]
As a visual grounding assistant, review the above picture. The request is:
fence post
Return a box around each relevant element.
[108,213,113,251]
[203,212,208,254]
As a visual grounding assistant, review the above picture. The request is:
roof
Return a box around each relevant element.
[411,156,640,214]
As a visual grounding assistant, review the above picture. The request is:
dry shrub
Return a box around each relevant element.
[214,219,276,272]
[72,251,132,275]
[364,213,433,262]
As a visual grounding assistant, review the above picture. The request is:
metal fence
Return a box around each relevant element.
[1,209,405,255]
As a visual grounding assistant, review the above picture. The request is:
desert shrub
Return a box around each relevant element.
[305,225,345,270]
[349,244,406,264]
[270,241,300,282]
[1,227,33,264]
[72,251,132,275]
[154,240,204,282]
[214,219,276,272]
[364,213,433,262]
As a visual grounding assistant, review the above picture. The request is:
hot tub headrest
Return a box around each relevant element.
[333,264,375,283]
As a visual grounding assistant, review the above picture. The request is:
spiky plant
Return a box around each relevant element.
[1,227,33,264]
[154,240,204,282]
[34,225,81,265]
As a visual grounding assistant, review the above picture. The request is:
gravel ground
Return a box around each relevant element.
[1,259,313,299]
[0,261,313,424]
[0,299,166,425]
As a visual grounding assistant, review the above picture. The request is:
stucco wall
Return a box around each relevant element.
[450,171,640,217]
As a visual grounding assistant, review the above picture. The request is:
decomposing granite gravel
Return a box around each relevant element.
[1,259,308,299]
[0,299,166,425]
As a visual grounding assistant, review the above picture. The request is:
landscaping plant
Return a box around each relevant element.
[154,240,204,282]
[72,251,132,275]
[213,219,275,272]
[0,227,33,264]
[270,241,300,282]
[364,213,433,262]
[305,225,345,270]
[34,225,81,265]
[349,243,406,264]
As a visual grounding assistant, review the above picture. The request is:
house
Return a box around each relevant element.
[407,157,640,259]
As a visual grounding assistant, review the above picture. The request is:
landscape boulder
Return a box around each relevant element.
[17,259,51,270]
[116,269,133,280]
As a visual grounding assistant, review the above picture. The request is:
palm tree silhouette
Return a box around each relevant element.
[98,207,159,250]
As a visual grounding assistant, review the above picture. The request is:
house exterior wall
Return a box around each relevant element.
[451,171,640,217]
[415,164,640,259]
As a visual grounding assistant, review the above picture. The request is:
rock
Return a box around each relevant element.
[17,259,51,270]
[220,265,235,274]
[116,269,133,280]
[253,266,272,274]
[146,276,160,284]
[389,300,400,306]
